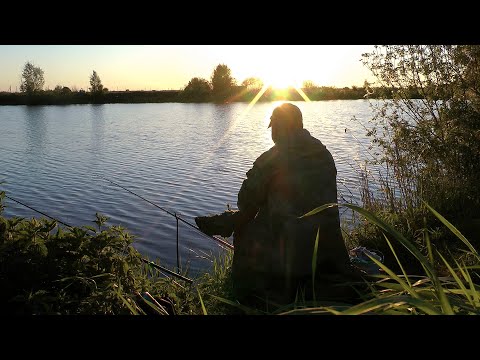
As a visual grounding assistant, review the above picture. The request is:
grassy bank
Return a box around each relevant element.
[2,189,479,315]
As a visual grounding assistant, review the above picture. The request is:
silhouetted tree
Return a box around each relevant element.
[20,62,45,94]
[211,64,236,103]
[302,80,317,89]
[181,77,212,102]
[89,70,104,94]
[241,77,263,90]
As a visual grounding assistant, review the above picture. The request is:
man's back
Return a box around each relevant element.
[196,103,357,306]
[262,129,337,222]
[234,128,351,304]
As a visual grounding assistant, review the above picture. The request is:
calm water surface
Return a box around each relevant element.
[0,101,379,276]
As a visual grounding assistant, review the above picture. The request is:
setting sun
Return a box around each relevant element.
[238,46,310,90]
[260,71,303,90]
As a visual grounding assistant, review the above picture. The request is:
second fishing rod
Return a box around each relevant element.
[95,175,234,250]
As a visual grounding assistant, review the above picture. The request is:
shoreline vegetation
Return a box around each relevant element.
[0,85,409,106]
[1,196,479,315]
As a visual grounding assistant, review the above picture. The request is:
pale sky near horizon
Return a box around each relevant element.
[0,45,377,92]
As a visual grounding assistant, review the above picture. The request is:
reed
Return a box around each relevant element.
[191,202,480,315]
[275,202,480,315]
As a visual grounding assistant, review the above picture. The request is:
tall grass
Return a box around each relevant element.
[3,187,479,315]
[193,201,480,315]
[276,202,480,315]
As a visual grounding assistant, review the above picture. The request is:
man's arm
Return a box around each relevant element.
[235,150,275,232]
[234,171,262,234]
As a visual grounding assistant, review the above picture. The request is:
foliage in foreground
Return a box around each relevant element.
[338,45,480,283]
[0,192,195,314]
[195,202,480,315]
[361,45,480,239]
[278,202,480,315]
[187,201,480,315]
[2,187,480,314]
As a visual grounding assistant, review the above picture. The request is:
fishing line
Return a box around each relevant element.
[4,194,74,228]
[0,144,235,251]
[95,174,234,250]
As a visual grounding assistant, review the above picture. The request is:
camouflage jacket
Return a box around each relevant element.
[236,128,349,277]
[238,128,338,227]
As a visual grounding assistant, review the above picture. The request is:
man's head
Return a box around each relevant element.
[268,103,303,144]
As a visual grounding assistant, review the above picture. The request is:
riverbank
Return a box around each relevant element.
[0,86,397,106]
[0,90,181,105]
[1,196,479,315]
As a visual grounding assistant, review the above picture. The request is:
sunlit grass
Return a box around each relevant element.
[292,202,480,315]
[190,201,480,315]
[3,185,479,315]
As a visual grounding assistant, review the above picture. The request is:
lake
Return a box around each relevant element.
[0,100,380,277]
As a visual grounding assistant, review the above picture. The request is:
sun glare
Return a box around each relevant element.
[262,72,303,90]
[249,47,310,90]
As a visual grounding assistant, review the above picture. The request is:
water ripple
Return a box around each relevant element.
[0,101,379,274]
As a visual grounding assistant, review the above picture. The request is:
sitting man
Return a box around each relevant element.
[196,103,359,306]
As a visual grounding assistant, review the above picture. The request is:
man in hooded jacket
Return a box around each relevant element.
[196,103,357,306]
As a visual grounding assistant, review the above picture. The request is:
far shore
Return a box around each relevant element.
[0,86,404,106]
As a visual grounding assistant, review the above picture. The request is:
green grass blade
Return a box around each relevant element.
[279,306,343,315]
[454,257,470,283]
[303,202,436,278]
[312,227,320,303]
[424,217,434,266]
[419,217,452,311]
[300,203,338,218]
[445,288,480,296]
[374,281,413,293]
[210,295,263,315]
[117,291,140,315]
[197,288,208,315]
[436,251,474,306]
[462,263,480,306]
[340,295,442,315]
[452,258,480,306]
[383,234,412,288]
[363,278,384,299]
[423,201,478,256]
[366,249,420,299]
[430,275,454,314]
[374,283,438,301]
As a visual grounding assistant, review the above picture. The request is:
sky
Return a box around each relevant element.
[0,45,377,92]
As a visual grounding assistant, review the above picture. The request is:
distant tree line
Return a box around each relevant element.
[177,64,413,103]
[0,61,418,106]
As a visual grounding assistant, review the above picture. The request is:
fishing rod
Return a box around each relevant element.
[3,194,193,284]
[4,194,73,228]
[95,175,234,250]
